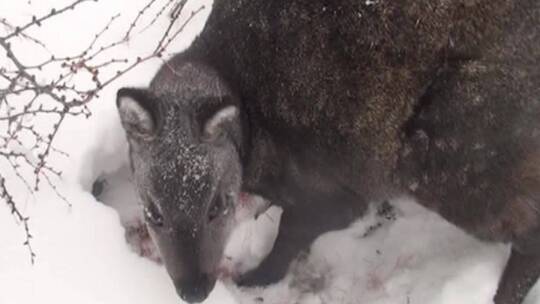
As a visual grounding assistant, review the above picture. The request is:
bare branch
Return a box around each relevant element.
[0,0,206,262]
[0,174,36,264]
[1,0,96,41]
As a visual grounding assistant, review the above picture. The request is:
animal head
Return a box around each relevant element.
[116,61,243,303]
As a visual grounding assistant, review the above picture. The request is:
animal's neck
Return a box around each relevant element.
[239,123,356,207]
[241,124,286,203]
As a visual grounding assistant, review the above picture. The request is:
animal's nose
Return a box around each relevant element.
[175,273,213,303]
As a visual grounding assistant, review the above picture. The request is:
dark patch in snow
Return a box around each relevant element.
[90,166,161,263]
[360,201,397,239]
[91,177,106,200]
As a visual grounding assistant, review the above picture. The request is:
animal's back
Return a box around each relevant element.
[182,0,538,196]
[398,1,540,245]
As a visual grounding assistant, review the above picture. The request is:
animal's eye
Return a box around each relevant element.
[207,193,234,222]
[144,201,164,227]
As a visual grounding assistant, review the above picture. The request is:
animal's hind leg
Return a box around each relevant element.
[494,249,540,304]
[493,152,540,304]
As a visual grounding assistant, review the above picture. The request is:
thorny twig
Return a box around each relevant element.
[0,0,206,263]
[0,175,35,263]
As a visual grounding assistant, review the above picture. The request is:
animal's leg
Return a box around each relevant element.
[494,248,540,304]
[494,151,540,304]
[235,206,321,286]
[237,196,365,286]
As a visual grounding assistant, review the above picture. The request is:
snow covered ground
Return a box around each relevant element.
[2,1,540,304]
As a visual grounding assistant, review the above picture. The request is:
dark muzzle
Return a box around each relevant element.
[175,273,214,303]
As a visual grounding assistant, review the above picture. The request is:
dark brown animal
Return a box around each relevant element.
[116,0,540,302]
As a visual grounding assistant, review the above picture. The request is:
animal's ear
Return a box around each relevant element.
[116,88,157,138]
[202,105,239,142]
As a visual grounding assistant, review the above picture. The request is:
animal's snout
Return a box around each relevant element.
[175,273,214,303]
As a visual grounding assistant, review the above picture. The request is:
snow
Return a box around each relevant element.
[223,202,512,304]
[2,1,540,304]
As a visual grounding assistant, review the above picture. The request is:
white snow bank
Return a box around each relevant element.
[223,200,525,304]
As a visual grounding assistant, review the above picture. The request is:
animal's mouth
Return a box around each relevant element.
[237,191,271,219]
[215,257,241,281]
[176,274,216,303]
